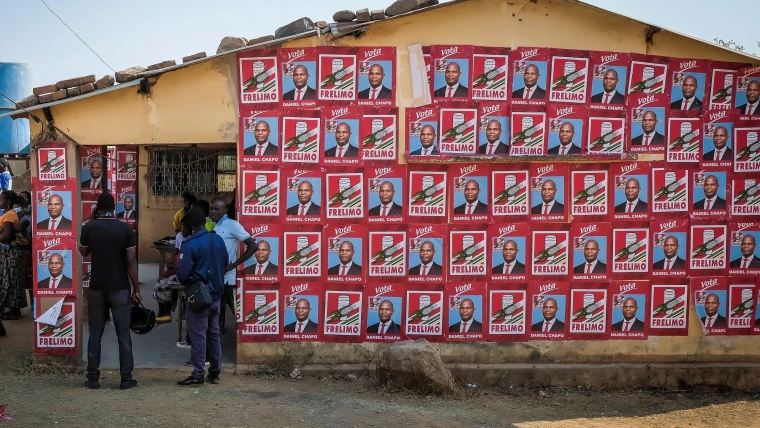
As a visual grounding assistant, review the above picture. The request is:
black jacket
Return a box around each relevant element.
[693,197,726,210]
[531,319,564,332]
[244,262,278,275]
[614,200,648,212]
[286,203,321,216]
[283,86,316,100]
[478,141,509,154]
[409,262,443,275]
[243,142,279,156]
[531,201,564,214]
[512,86,546,100]
[454,202,488,214]
[492,261,526,274]
[611,318,644,331]
[327,263,362,276]
[703,147,732,161]
[548,143,581,155]
[573,261,607,273]
[670,98,703,110]
[358,85,392,99]
[434,84,468,98]
[590,90,625,104]
[449,319,483,333]
[37,275,73,289]
[284,319,318,332]
[37,217,73,230]
[369,202,403,216]
[410,146,439,156]
[652,256,686,270]
[631,132,665,146]
[367,320,401,334]
[324,144,359,158]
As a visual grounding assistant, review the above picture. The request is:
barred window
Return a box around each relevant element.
[146,146,236,209]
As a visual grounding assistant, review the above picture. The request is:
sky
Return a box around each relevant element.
[1,0,758,90]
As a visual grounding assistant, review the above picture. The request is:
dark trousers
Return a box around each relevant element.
[87,289,134,382]
[186,300,221,378]
[218,284,235,332]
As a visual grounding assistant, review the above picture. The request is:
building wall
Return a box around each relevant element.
[26,0,760,362]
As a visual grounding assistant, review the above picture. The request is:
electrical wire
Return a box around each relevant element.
[39,0,116,73]
[0,90,42,123]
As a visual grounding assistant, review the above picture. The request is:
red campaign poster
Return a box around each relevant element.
[422,46,432,88]
[81,258,90,288]
[281,110,321,165]
[651,216,689,278]
[510,46,551,106]
[33,179,77,239]
[81,199,97,227]
[586,110,626,156]
[691,277,728,336]
[628,93,668,154]
[666,115,701,164]
[324,223,366,284]
[34,237,77,298]
[323,284,363,342]
[79,146,108,196]
[106,146,116,183]
[527,280,568,341]
[430,44,473,103]
[406,105,446,159]
[608,280,649,340]
[281,282,322,342]
[240,168,280,222]
[282,226,323,281]
[448,228,488,280]
[689,222,728,274]
[317,46,357,105]
[548,49,590,104]
[649,279,688,336]
[487,283,528,341]
[449,162,490,223]
[323,106,363,166]
[477,102,510,156]
[509,107,546,157]
[701,109,737,169]
[491,165,530,220]
[569,164,609,221]
[733,122,760,173]
[570,222,610,282]
[547,104,586,156]
[471,46,510,102]
[278,47,318,108]
[729,222,760,275]
[114,181,137,230]
[37,142,67,183]
[407,224,446,283]
[568,282,608,340]
[438,102,479,156]
[445,282,486,341]
[667,58,710,111]
[627,54,668,95]
[611,162,650,221]
[732,66,760,115]
[114,147,137,183]
[728,277,755,335]
[239,285,280,342]
[405,283,445,341]
[238,49,279,106]
[588,51,629,111]
[240,110,281,165]
[407,166,447,222]
[356,46,396,107]
[282,166,324,224]
[529,162,568,222]
[530,224,570,279]
[691,168,730,219]
[611,223,650,279]
[361,107,398,163]
[366,165,405,224]
[325,170,365,222]
[236,277,243,322]
[731,174,760,217]
[489,223,531,283]
[708,61,748,111]
[239,223,281,284]
[367,226,407,281]
[651,165,689,215]
[364,283,405,342]
[35,297,77,356]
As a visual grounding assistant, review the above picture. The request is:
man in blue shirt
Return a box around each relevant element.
[0,159,12,191]
[176,207,228,386]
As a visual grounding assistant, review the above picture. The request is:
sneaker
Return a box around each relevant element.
[176,341,191,349]
[177,376,205,386]
[207,370,220,384]
[120,379,138,390]
[184,359,210,367]
[84,379,100,389]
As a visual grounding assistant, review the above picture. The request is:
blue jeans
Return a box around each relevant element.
[185,300,221,378]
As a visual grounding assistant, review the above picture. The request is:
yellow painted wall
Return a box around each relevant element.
[27,0,760,362]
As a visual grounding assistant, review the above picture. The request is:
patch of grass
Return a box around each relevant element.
[11,350,84,377]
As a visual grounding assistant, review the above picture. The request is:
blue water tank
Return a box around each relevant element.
[0,62,32,155]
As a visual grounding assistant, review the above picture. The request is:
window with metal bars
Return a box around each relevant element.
[145,147,236,206]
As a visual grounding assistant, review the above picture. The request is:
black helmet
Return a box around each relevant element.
[130,303,156,335]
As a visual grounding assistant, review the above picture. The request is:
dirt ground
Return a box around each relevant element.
[2,314,760,427]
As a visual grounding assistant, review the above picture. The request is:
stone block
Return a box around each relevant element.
[78,83,95,94]
[50,89,67,101]
[94,75,115,89]
[55,77,83,90]
[81,75,96,84]
[33,84,58,96]
[182,52,207,63]
[216,36,248,54]
[247,35,274,46]
[385,0,438,17]
[15,95,39,108]
[315,20,329,29]
[333,10,356,22]
[274,17,315,39]
[160,60,177,68]
[66,87,80,97]
[371,10,386,20]
[355,8,371,22]
[115,66,146,84]
[38,93,54,104]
